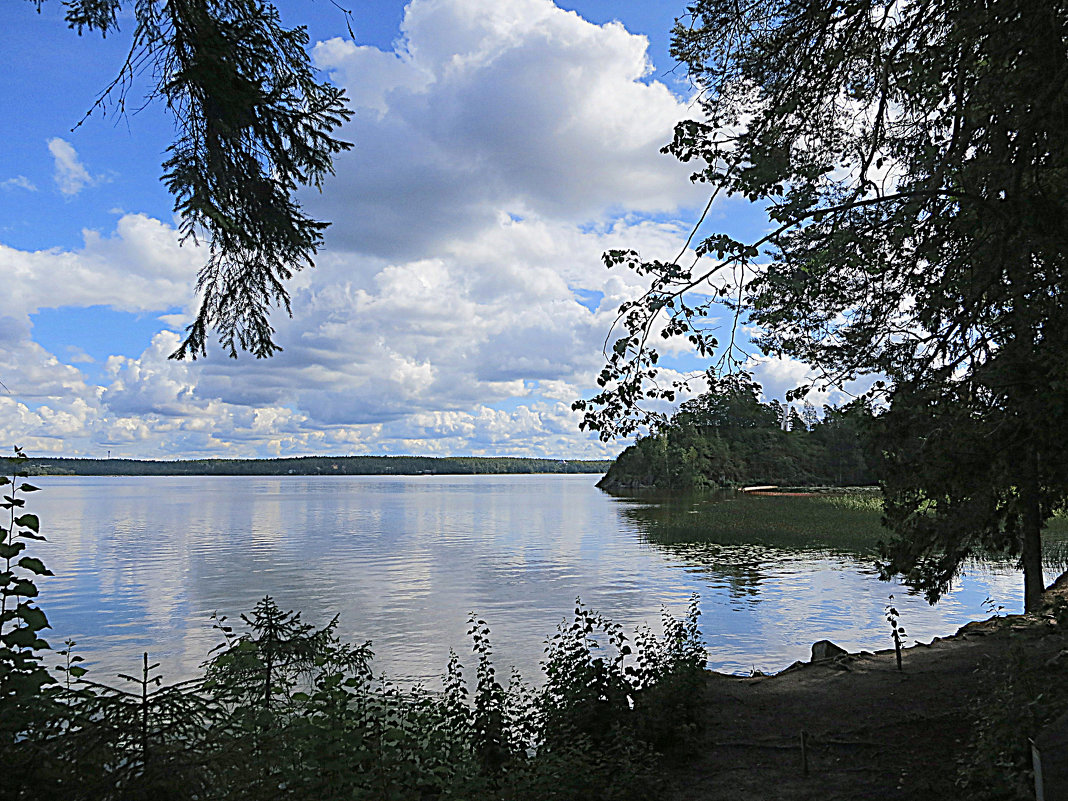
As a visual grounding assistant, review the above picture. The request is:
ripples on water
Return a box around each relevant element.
[31,475,1039,684]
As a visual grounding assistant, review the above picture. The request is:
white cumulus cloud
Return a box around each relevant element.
[0,213,197,319]
[47,138,99,197]
[309,0,704,259]
[9,0,722,459]
[1,175,37,192]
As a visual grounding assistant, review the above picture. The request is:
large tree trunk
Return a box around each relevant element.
[1021,448,1044,614]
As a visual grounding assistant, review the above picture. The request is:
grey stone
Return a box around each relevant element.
[810,640,848,662]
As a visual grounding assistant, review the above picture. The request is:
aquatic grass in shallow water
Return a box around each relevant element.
[628,491,1068,569]
[627,491,888,555]
[1042,516,1068,571]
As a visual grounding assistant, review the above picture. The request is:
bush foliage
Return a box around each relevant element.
[1,461,707,801]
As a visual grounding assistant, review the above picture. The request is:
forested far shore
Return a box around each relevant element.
[598,375,876,492]
[4,455,612,477]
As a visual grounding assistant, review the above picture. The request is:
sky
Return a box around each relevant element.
[0,0,837,460]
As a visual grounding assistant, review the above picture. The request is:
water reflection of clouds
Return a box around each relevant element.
[29,475,1040,683]
[640,537,1027,673]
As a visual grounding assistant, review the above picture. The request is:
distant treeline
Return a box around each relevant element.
[8,455,612,477]
[599,374,876,492]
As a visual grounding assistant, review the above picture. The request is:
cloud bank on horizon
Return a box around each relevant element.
[0,0,841,460]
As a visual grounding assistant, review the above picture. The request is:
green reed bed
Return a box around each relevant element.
[631,490,1068,570]
[628,491,888,554]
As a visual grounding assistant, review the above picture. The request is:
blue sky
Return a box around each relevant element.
[1,0,829,460]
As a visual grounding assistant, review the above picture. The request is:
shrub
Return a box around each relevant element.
[1,458,710,801]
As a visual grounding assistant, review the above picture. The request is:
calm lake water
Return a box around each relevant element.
[28,474,1037,683]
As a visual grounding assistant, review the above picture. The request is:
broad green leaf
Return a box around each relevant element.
[4,627,39,648]
[17,606,49,631]
[14,514,39,533]
[18,484,40,493]
[7,670,51,695]
[17,557,53,576]
[0,541,25,559]
[4,580,39,597]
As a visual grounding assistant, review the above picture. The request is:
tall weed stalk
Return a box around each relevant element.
[2,456,710,800]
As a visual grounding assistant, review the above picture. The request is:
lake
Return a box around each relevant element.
[27,474,1040,684]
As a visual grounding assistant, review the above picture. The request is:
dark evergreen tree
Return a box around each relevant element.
[598,381,875,491]
[576,0,1068,611]
[30,0,354,359]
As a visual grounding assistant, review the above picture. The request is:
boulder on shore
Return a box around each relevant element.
[811,640,848,662]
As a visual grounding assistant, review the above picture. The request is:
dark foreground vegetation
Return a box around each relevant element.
[8,453,1068,799]
[5,455,611,478]
[2,452,705,801]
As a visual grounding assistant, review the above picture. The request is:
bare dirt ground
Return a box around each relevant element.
[663,609,1068,800]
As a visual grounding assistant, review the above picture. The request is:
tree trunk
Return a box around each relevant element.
[1021,448,1044,614]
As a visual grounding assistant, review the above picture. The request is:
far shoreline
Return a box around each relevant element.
[6,454,612,477]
